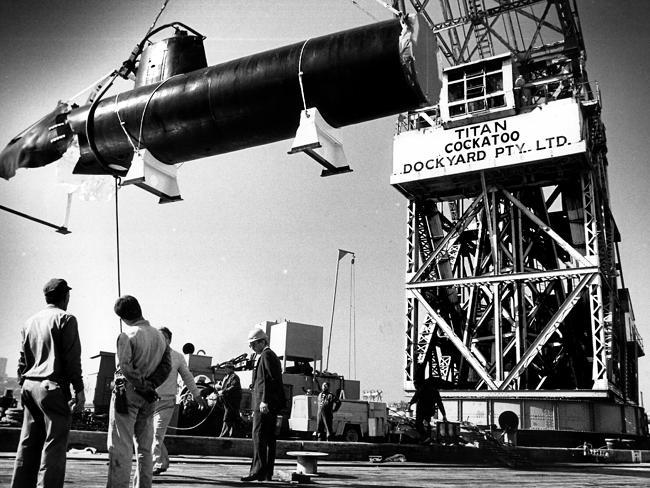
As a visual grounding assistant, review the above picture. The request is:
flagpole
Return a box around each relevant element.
[350,254,356,379]
[326,254,342,372]
[348,257,353,378]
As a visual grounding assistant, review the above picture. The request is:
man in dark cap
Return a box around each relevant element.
[11,278,85,488]
[216,362,242,437]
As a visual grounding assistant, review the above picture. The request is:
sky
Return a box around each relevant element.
[0,0,648,405]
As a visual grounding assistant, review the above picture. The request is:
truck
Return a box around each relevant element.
[289,394,389,442]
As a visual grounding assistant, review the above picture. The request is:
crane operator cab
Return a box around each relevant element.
[391,50,589,200]
[440,53,516,128]
[437,52,579,130]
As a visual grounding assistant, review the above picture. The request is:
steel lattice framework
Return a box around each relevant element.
[399,0,644,403]
[410,0,583,68]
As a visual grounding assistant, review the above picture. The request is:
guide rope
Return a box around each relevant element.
[165,400,218,431]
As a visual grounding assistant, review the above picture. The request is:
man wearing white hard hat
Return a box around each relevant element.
[240,328,285,482]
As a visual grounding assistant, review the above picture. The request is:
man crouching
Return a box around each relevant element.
[106,295,171,488]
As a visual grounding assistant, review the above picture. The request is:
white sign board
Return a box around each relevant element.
[392,98,586,185]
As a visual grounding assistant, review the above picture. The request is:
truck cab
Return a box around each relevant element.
[289,394,388,442]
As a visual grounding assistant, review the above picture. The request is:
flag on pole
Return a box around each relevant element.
[338,249,354,260]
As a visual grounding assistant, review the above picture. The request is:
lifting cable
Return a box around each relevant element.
[84,0,176,173]
[349,1,380,21]
[146,0,171,37]
[114,93,138,151]
[114,75,179,155]
[114,176,123,333]
[68,71,118,103]
[107,0,174,334]
[1,2,174,325]
[137,76,178,151]
[372,0,400,17]
[297,40,311,111]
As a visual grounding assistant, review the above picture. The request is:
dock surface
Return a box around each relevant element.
[1,453,649,487]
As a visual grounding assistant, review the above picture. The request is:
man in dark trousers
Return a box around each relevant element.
[11,278,85,488]
[409,375,448,442]
[217,362,242,437]
[316,381,340,441]
[241,328,285,482]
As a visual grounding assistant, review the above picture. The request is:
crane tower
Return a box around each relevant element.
[393,0,646,443]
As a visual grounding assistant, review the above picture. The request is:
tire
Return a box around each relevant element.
[342,425,361,442]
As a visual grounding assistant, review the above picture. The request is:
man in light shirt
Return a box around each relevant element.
[106,295,171,488]
[11,278,85,488]
[152,327,206,475]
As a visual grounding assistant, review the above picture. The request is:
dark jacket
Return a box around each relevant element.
[220,372,242,420]
[251,347,285,413]
[409,377,444,416]
[221,373,241,409]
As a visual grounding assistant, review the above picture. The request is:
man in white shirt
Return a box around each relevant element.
[152,327,206,475]
[106,295,171,488]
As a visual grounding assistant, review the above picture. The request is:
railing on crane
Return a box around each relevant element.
[395,78,602,137]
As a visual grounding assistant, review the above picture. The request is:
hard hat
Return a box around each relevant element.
[247,328,268,343]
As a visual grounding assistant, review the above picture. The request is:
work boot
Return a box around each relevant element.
[240,474,264,482]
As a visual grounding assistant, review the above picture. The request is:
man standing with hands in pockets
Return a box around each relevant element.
[11,278,85,488]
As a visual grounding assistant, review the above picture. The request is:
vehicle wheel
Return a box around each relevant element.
[342,425,361,442]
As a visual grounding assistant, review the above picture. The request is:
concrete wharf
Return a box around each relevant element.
[2,427,649,486]
[1,452,649,487]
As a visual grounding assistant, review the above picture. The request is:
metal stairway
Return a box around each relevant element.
[467,0,494,59]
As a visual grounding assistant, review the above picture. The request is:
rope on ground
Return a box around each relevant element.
[165,401,218,432]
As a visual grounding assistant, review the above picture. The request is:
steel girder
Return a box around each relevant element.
[404,185,607,392]
[400,0,638,403]
[408,0,584,67]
